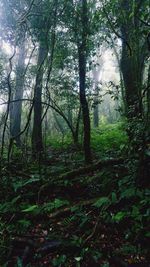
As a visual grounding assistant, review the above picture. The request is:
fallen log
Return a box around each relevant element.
[38,158,124,202]
[60,158,124,180]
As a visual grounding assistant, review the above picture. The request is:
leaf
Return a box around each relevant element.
[121,187,143,199]
[75,257,82,262]
[111,192,117,203]
[18,219,31,228]
[23,175,40,186]
[112,211,126,222]
[120,188,136,199]
[129,11,134,19]
[52,255,66,266]
[11,195,21,204]
[54,198,69,209]
[93,197,111,209]
[131,206,140,217]
[13,176,40,192]
[22,205,38,212]
[13,181,24,192]
[71,205,79,212]
[43,199,69,212]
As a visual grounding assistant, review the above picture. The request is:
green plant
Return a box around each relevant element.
[91,122,128,154]
[43,198,70,213]
[93,197,111,210]
[52,254,67,266]
[12,175,40,192]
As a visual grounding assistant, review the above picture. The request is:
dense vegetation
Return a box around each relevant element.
[0,0,149,266]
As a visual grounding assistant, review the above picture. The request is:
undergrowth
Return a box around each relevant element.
[0,122,149,267]
[91,122,128,155]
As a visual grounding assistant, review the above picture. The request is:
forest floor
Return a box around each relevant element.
[0,125,149,267]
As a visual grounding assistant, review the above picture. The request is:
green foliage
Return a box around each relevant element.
[52,255,67,266]
[91,122,128,154]
[17,219,31,229]
[111,192,117,203]
[16,258,23,267]
[120,187,142,199]
[22,205,38,213]
[12,175,40,192]
[47,134,72,149]
[43,198,70,212]
[0,0,149,265]
[11,146,23,160]
[0,196,20,213]
[93,197,111,209]
[71,235,83,247]
[21,198,70,215]
[112,211,126,222]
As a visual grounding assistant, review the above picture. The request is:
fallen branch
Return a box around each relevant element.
[48,198,98,219]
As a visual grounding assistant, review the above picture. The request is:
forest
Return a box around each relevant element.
[0,0,150,266]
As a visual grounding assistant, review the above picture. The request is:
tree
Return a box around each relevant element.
[30,0,58,155]
[120,0,148,119]
[92,48,104,128]
[10,35,26,146]
[77,0,92,163]
[32,40,47,154]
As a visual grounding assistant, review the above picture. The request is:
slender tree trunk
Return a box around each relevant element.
[74,107,81,145]
[110,36,126,114]
[92,69,100,128]
[147,64,150,136]
[10,37,26,146]
[93,103,99,128]
[147,65,150,114]
[32,42,47,155]
[78,0,92,164]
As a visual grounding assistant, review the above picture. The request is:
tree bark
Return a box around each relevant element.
[92,69,100,127]
[10,37,26,146]
[78,0,92,164]
[120,0,146,119]
[147,64,150,132]
[32,42,47,155]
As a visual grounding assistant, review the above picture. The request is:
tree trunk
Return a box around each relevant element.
[78,0,92,164]
[73,107,81,145]
[92,48,104,128]
[120,42,143,118]
[147,64,150,131]
[32,42,47,155]
[92,69,100,128]
[110,36,126,114]
[10,37,26,146]
[78,43,91,164]
[120,0,146,120]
